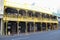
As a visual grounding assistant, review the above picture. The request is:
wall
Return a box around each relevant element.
[0,0,4,15]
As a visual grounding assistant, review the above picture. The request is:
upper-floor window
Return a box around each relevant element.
[50,15,57,20]
[19,9,26,16]
[53,16,57,19]
[27,10,33,17]
[46,14,50,18]
[5,7,18,15]
[50,15,53,19]
[34,12,40,17]
[42,13,45,18]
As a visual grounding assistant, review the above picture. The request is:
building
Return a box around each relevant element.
[58,17,60,29]
[0,0,58,35]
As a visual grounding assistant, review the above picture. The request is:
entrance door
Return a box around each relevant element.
[42,23,46,31]
[35,22,41,31]
[27,22,34,32]
[19,22,26,33]
[47,23,51,30]
[7,21,17,35]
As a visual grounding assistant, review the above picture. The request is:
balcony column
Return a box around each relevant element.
[46,23,48,31]
[17,9,19,35]
[41,22,42,32]
[34,22,35,32]
[25,22,28,34]
[17,21,19,35]
[57,23,58,30]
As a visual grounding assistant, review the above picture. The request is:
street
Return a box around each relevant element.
[0,30,60,40]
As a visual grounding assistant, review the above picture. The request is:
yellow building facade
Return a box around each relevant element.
[1,0,58,35]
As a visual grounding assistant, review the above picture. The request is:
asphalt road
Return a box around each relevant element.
[0,30,60,40]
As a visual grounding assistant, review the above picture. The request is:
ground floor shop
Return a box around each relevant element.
[1,21,58,35]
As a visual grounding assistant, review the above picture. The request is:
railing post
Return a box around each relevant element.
[34,22,35,32]
[46,23,48,31]
[26,22,28,34]
[41,22,42,32]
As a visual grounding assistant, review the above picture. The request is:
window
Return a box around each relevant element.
[46,14,50,18]
[32,13,34,17]
[34,12,40,17]
[42,13,45,18]
[53,16,57,19]
[5,7,18,15]
[19,9,26,16]
[27,10,33,17]
[44,14,47,18]
[50,15,57,20]
[50,15,53,19]
[39,12,42,17]
[52,16,55,19]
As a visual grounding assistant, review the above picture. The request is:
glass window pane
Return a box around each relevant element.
[19,9,26,16]
[5,7,18,14]
[27,10,33,17]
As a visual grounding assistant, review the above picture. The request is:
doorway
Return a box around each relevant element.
[27,22,34,32]
[7,21,17,35]
[42,23,46,31]
[35,22,41,31]
[19,22,26,33]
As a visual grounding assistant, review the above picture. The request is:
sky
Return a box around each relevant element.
[2,0,60,15]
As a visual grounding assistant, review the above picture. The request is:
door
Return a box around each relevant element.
[7,21,17,35]
[19,22,26,33]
